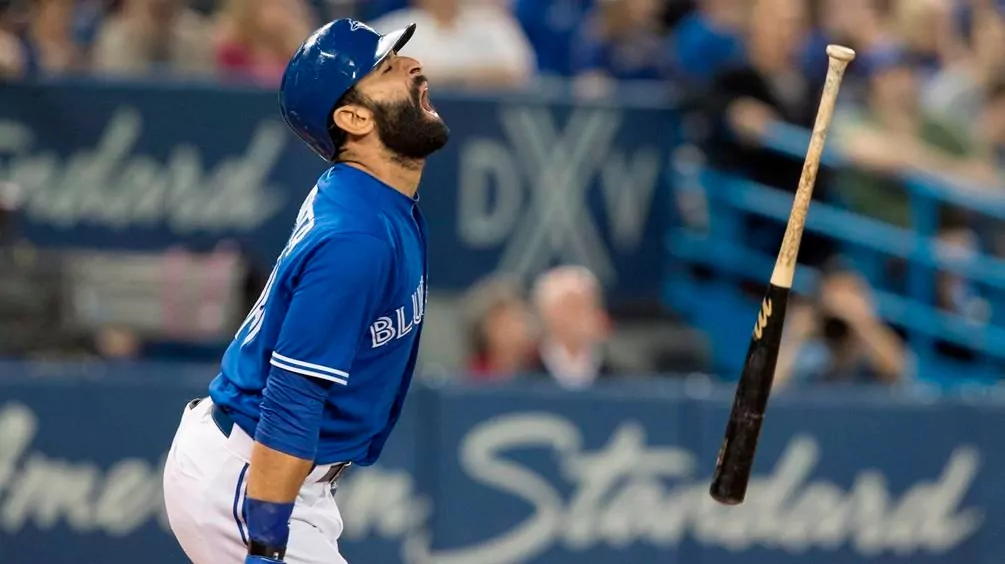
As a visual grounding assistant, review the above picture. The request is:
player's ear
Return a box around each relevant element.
[332,104,375,137]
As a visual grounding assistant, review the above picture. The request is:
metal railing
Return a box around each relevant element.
[666,121,1005,386]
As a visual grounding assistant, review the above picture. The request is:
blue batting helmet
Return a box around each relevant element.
[279,19,416,162]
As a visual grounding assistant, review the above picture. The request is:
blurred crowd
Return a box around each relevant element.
[1,0,1004,388]
[689,0,1005,388]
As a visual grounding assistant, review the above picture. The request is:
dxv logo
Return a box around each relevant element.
[458,107,662,285]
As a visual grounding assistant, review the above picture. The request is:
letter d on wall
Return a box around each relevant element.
[458,139,523,247]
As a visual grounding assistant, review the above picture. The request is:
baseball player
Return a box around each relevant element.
[161,19,448,564]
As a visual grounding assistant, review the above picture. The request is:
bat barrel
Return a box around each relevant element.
[709,415,764,504]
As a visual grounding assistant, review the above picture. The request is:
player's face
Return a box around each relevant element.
[354,52,450,160]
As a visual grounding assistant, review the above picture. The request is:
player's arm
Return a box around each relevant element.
[242,234,392,563]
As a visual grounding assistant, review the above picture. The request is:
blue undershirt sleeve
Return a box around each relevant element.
[254,234,393,460]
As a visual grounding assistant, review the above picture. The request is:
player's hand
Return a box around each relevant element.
[246,556,284,564]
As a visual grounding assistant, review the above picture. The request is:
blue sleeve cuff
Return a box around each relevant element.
[254,365,332,461]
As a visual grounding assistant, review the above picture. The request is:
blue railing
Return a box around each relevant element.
[665,120,1005,386]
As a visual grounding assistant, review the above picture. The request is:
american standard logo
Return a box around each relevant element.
[0,403,170,535]
[0,109,287,232]
[0,405,984,563]
[397,414,984,564]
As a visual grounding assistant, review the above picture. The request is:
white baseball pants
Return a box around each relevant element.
[162,397,348,564]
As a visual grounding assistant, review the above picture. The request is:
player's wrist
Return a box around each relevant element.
[246,539,287,563]
[246,554,284,564]
[244,497,294,560]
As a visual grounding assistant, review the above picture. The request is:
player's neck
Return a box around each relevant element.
[343,158,423,199]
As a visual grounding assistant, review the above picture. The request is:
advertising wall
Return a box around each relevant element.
[0,81,678,301]
[0,363,996,564]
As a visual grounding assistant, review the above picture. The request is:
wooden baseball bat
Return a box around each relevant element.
[709,45,856,506]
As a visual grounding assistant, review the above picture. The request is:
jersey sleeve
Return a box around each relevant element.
[269,234,393,385]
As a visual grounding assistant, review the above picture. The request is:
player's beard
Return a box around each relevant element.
[369,79,450,162]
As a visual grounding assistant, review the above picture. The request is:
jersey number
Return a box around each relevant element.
[238,187,318,344]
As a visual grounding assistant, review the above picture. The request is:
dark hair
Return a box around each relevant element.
[326,86,368,162]
[873,0,896,17]
[461,275,527,359]
[988,78,1005,104]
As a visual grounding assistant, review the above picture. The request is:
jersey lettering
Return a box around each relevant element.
[369,277,425,347]
[370,317,395,348]
[239,187,318,344]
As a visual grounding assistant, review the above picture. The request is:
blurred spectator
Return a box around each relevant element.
[833,45,999,230]
[461,275,537,381]
[668,0,745,86]
[529,265,615,389]
[92,0,214,77]
[775,268,909,386]
[703,0,834,268]
[893,0,962,76]
[93,325,143,360]
[570,0,667,96]
[371,0,535,90]
[22,0,81,76]
[514,0,593,79]
[935,227,990,322]
[924,0,1005,128]
[214,0,315,86]
[0,1,25,79]
[72,0,105,55]
[984,79,1005,172]
[819,0,902,102]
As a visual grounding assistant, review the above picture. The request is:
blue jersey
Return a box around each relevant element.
[209,164,427,466]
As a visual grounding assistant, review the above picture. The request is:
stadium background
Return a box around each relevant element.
[1,0,1005,562]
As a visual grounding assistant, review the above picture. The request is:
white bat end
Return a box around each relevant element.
[826,45,856,62]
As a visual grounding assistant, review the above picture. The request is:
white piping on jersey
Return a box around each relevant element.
[270,352,349,385]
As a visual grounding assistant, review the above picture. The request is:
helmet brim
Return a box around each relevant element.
[373,23,416,69]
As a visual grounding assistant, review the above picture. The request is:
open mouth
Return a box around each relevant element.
[419,84,437,116]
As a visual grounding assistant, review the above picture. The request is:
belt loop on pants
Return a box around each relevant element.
[211,403,350,486]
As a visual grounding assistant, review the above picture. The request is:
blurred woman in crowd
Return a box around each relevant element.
[213,0,315,86]
[461,275,537,381]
